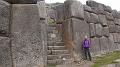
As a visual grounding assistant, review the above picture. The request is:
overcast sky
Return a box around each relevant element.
[45,0,120,11]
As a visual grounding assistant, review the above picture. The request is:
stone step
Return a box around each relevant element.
[47,54,71,60]
[47,42,65,46]
[47,59,72,65]
[48,46,66,50]
[47,50,69,55]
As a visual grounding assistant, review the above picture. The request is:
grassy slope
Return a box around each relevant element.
[92,51,120,67]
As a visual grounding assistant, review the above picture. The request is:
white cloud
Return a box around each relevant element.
[45,0,120,11]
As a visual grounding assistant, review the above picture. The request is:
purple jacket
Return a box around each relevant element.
[83,39,90,48]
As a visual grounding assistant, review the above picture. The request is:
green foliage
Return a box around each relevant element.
[92,51,120,67]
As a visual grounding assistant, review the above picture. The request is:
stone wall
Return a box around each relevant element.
[55,0,120,60]
[0,0,47,67]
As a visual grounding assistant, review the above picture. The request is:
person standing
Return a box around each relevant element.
[83,36,92,61]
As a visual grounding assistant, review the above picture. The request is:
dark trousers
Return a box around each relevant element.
[84,47,92,61]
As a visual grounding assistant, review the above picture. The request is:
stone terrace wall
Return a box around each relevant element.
[55,0,120,60]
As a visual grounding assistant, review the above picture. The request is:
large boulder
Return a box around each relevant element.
[114,18,120,25]
[95,24,103,37]
[11,4,45,67]
[90,13,99,23]
[64,0,84,20]
[107,21,116,33]
[99,36,109,54]
[84,11,91,23]
[89,23,96,37]
[90,37,101,56]
[0,37,12,67]
[83,5,92,12]
[0,0,10,36]
[86,0,99,7]
[56,4,64,22]
[102,27,109,37]
[98,14,107,26]
[106,12,114,21]
[103,5,112,13]
[108,34,116,51]
[112,10,120,18]
[71,18,89,58]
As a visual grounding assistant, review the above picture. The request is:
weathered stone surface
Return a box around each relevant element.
[103,5,112,13]
[112,33,119,43]
[38,1,46,19]
[86,0,99,7]
[98,14,107,26]
[0,37,12,67]
[11,4,45,67]
[56,4,64,22]
[71,18,89,58]
[112,10,119,18]
[114,18,120,25]
[97,4,106,14]
[89,23,95,37]
[84,11,91,23]
[106,12,114,21]
[83,5,92,12]
[90,13,99,23]
[115,25,120,33]
[95,24,102,37]
[108,34,116,51]
[90,37,101,56]
[117,34,120,44]
[100,36,109,54]
[107,21,116,33]
[0,0,10,36]
[64,0,84,19]
[91,7,98,14]
[102,27,109,37]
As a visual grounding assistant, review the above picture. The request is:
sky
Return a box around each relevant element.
[45,0,120,11]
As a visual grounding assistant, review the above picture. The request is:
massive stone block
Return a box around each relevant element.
[56,4,64,22]
[112,33,119,43]
[83,5,92,12]
[97,4,106,14]
[90,37,101,56]
[107,21,116,33]
[64,0,84,19]
[11,4,45,67]
[38,1,46,19]
[112,10,119,18]
[84,11,91,23]
[103,5,112,13]
[95,24,103,37]
[108,34,116,51]
[90,13,99,23]
[0,37,12,67]
[114,18,120,25]
[71,18,89,58]
[102,27,109,37]
[106,12,114,21]
[89,23,96,37]
[86,0,99,7]
[99,36,109,54]
[98,14,107,26]
[0,0,10,36]
[115,25,120,33]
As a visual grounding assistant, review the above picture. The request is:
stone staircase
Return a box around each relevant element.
[47,24,71,65]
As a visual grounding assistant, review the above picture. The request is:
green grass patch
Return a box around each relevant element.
[92,51,120,67]
[47,64,56,67]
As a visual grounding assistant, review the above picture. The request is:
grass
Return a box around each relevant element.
[92,51,120,67]
[47,64,56,67]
